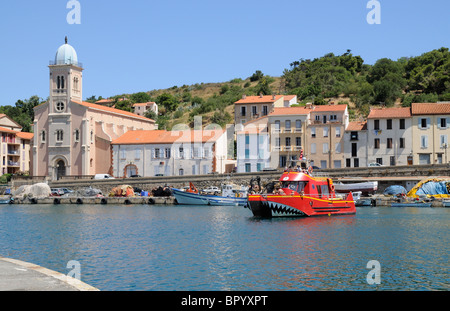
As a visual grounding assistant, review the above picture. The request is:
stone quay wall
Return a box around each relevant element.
[35,164,450,195]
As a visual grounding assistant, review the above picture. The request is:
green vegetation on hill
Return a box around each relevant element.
[2,48,448,133]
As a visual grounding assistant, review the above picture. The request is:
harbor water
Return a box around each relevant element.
[0,204,448,291]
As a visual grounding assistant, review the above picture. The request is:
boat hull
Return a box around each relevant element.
[172,188,247,206]
[248,194,356,218]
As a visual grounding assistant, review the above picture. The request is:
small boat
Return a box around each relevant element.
[334,181,378,194]
[172,183,248,206]
[0,196,12,204]
[247,170,356,218]
[442,200,450,208]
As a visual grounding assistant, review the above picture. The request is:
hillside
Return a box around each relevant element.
[3,47,449,132]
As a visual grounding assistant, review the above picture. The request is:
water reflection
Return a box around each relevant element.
[0,205,448,291]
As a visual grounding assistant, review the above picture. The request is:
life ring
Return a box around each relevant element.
[308,166,313,174]
[331,185,335,192]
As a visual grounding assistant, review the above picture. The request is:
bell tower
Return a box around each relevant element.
[49,36,83,114]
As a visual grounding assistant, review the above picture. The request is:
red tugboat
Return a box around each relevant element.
[248,170,356,218]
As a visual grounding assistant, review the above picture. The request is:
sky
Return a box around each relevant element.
[0,0,449,106]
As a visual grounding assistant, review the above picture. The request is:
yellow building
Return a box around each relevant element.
[411,103,450,165]
[306,104,349,169]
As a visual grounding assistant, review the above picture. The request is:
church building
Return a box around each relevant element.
[33,38,156,180]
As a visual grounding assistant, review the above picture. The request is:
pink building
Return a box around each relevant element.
[33,38,156,180]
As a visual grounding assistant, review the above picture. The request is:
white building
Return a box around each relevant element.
[111,129,229,177]
[343,121,368,167]
[133,102,158,117]
[236,117,270,173]
[367,107,412,166]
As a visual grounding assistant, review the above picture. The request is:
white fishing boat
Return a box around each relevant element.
[334,181,378,194]
[172,183,248,207]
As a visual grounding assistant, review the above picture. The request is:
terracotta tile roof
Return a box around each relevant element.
[16,132,34,140]
[235,95,284,104]
[411,103,450,115]
[0,126,18,134]
[283,95,297,101]
[239,117,269,135]
[367,107,411,119]
[73,101,155,123]
[346,121,367,131]
[269,107,311,116]
[112,129,225,145]
[311,104,348,112]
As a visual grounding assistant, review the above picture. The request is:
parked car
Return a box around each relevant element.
[93,174,115,180]
[203,186,220,194]
[368,162,383,167]
[60,188,74,194]
[51,188,64,196]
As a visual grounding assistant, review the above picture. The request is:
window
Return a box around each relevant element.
[154,148,160,159]
[61,76,65,89]
[311,143,316,154]
[440,135,448,147]
[386,119,392,130]
[440,118,448,129]
[57,76,60,89]
[311,127,316,138]
[135,149,141,160]
[400,119,405,130]
[336,127,341,137]
[252,106,257,116]
[275,138,280,147]
[245,134,250,145]
[390,156,396,166]
[179,147,184,159]
[354,158,360,168]
[245,163,251,173]
[275,120,281,131]
[296,120,302,131]
[352,143,357,157]
[262,106,268,116]
[374,138,380,149]
[296,137,301,147]
[421,135,428,149]
[56,130,63,142]
[241,106,246,117]
[323,143,329,154]
[346,159,351,168]
[323,127,329,137]
[387,138,393,149]
[165,148,171,159]
[41,131,46,143]
[285,137,291,147]
[420,118,429,129]
[56,102,65,112]
[374,120,380,130]
[350,131,358,141]
[376,158,383,165]
[335,142,341,153]
[74,129,80,142]
[400,138,405,149]
[285,120,291,132]
[330,115,337,121]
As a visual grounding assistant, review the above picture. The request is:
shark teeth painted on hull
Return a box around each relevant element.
[264,201,305,217]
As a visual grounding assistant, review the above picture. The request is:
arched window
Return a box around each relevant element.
[57,76,60,89]
[41,130,46,143]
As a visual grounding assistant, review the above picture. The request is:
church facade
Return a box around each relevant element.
[33,38,156,180]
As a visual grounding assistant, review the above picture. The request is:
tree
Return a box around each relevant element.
[156,93,179,112]
[130,92,151,103]
[249,70,264,82]
[255,77,272,96]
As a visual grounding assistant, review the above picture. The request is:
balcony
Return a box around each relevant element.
[284,146,293,152]
[8,161,20,167]
[293,146,303,151]
[294,128,302,133]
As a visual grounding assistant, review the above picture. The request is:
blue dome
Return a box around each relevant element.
[54,42,78,66]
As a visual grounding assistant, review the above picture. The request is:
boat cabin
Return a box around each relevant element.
[278,172,336,199]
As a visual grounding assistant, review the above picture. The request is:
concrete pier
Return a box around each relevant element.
[0,257,99,291]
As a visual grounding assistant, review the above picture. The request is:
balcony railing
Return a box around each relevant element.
[49,60,83,68]
[8,161,20,167]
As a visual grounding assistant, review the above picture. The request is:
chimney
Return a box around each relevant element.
[272,94,276,100]
[242,94,247,100]
[306,102,313,109]
[259,93,263,98]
